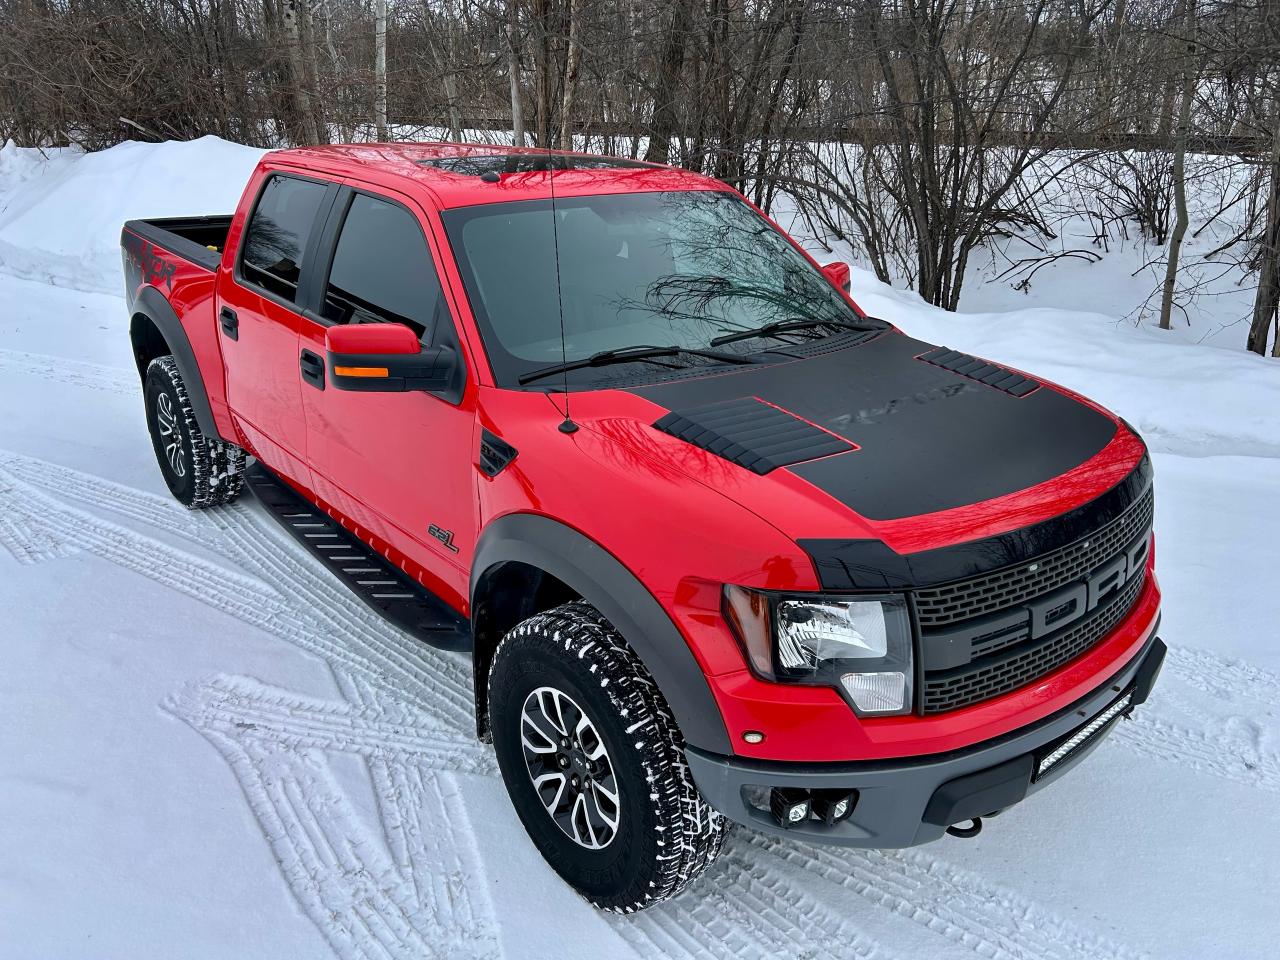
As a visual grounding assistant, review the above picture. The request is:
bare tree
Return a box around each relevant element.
[1159,0,1198,330]
[375,0,388,140]
[1247,114,1280,355]
[283,0,322,144]
[0,0,1274,354]
[558,0,581,150]
[507,0,527,146]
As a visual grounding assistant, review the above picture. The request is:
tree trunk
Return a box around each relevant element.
[643,0,693,164]
[558,0,580,150]
[1156,0,1188,139]
[282,0,321,144]
[319,0,347,141]
[507,0,526,147]
[374,0,387,140]
[443,71,463,142]
[532,0,553,148]
[299,0,328,142]
[1158,0,1196,330]
[1247,118,1280,355]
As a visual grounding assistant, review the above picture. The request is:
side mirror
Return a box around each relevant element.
[821,261,851,293]
[325,323,461,397]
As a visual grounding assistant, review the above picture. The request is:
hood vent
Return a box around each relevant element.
[917,347,1039,397]
[653,397,854,475]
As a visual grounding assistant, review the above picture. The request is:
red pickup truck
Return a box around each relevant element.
[122,143,1164,911]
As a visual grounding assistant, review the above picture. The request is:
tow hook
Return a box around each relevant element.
[946,817,983,838]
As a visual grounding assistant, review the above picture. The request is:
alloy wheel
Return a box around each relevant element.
[520,685,621,850]
[155,391,186,478]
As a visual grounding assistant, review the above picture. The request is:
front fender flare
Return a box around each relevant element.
[471,513,733,755]
[129,285,223,441]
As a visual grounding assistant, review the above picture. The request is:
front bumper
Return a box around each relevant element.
[687,634,1166,847]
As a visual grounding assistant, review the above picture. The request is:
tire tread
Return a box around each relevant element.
[489,600,726,911]
[146,356,246,509]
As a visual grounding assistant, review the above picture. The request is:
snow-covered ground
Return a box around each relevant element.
[1,138,1277,960]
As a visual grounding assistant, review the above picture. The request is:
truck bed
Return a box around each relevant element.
[122,215,233,272]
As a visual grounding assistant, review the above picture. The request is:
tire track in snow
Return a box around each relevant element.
[1164,644,1280,706]
[166,675,493,774]
[165,676,500,960]
[746,832,1149,960]
[0,471,80,564]
[185,727,498,960]
[0,450,218,543]
[612,836,897,960]
[208,505,476,730]
[0,451,476,732]
[0,463,284,623]
[0,348,136,396]
[5,451,501,956]
[1111,713,1280,793]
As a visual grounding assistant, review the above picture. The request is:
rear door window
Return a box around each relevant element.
[321,192,449,341]
[240,175,329,302]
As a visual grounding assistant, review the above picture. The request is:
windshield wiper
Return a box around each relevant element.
[518,344,752,385]
[710,317,878,347]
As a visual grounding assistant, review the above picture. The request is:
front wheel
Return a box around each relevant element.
[488,601,727,911]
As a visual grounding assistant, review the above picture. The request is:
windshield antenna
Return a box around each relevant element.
[547,143,577,434]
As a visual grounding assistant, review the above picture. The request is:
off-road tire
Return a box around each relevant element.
[489,600,727,912]
[144,356,245,509]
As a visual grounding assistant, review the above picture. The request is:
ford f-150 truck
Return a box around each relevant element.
[121,143,1165,911]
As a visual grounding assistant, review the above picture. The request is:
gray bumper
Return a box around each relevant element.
[687,635,1165,848]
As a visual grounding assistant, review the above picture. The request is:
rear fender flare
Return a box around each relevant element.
[130,285,222,440]
[471,513,733,755]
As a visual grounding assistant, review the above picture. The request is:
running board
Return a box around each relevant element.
[245,463,471,652]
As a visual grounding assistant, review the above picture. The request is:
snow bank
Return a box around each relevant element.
[0,136,264,294]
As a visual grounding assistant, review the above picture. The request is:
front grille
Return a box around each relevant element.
[915,487,1154,628]
[922,569,1146,713]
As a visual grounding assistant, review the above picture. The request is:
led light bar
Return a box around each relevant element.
[1037,693,1132,778]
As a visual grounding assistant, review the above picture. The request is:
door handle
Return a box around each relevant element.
[219,306,238,340]
[300,349,325,390]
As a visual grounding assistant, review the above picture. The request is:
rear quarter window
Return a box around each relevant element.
[240,175,329,302]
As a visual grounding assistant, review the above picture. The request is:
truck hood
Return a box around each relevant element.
[619,329,1120,525]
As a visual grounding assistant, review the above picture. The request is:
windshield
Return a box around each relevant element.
[441,190,878,387]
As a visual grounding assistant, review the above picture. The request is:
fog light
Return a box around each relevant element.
[769,788,811,827]
[811,789,858,825]
[840,671,907,713]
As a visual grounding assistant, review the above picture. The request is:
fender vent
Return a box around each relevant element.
[653,397,854,475]
[478,429,518,477]
[917,347,1039,397]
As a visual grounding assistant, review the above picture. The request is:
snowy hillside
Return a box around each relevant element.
[1,138,1277,960]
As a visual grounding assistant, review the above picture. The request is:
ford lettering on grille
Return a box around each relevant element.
[917,488,1154,713]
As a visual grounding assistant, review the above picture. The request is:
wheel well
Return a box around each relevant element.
[129,312,171,380]
[471,561,579,740]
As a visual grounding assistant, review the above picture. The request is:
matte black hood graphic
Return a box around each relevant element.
[632,332,1117,520]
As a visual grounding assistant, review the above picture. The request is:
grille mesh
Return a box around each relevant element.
[922,570,1146,713]
[915,487,1154,628]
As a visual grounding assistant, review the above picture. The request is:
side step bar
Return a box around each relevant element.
[245,462,471,652]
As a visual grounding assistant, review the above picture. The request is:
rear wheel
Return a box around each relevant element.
[144,356,245,509]
[488,600,727,911]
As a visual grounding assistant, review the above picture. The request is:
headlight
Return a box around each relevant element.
[724,586,914,716]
